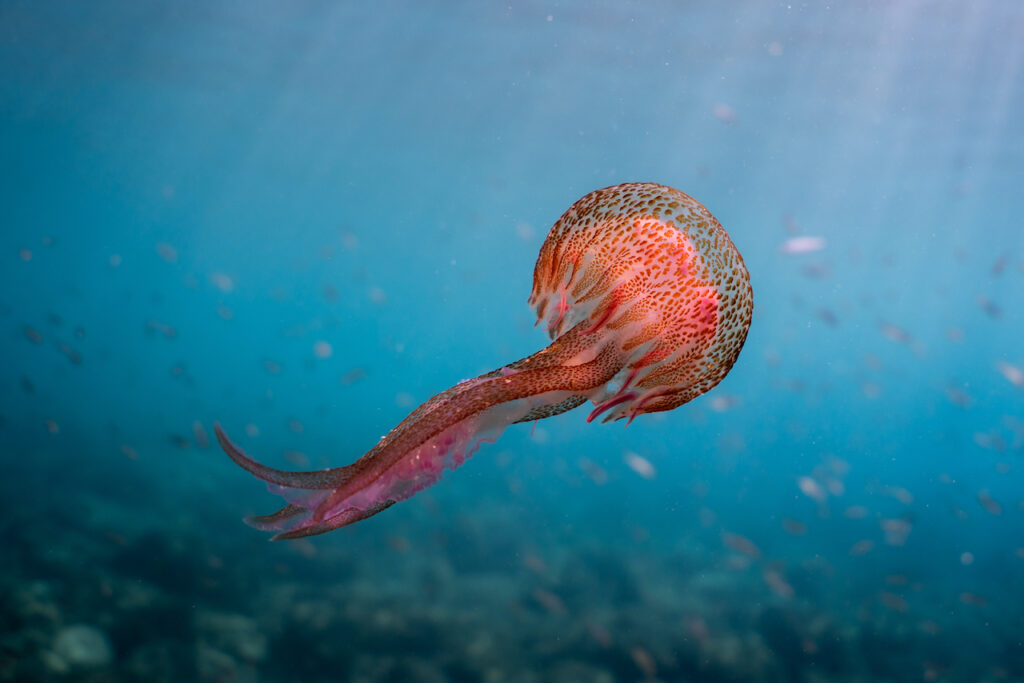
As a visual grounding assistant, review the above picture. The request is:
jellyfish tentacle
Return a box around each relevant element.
[220,333,625,539]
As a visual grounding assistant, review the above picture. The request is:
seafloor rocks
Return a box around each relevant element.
[48,624,114,671]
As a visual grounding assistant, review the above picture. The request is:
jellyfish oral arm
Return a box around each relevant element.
[215,332,624,540]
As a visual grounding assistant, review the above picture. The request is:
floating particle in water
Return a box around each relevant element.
[849,539,875,556]
[767,40,784,56]
[816,308,839,327]
[313,340,333,359]
[881,518,912,546]
[109,254,122,268]
[44,419,59,434]
[797,476,827,503]
[886,574,909,586]
[723,532,761,559]
[630,647,658,680]
[885,486,914,505]
[288,418,304,433]
[73,326,85,340]
[960,552,974,566]
[879,592,908,613]
[340,232,359,250]
[973,431,1007,452]
[945,327,964,343]
[368,286,387,305]
[976,295,1002,319]
[58,342,82,365]
[624,451,656,480]
[284,451,310,468]
[712,102,737,123]
[862,381,882,399]
[825,476,845,496]
[48,312,62,326]
[386,535,409,553]
[145,320,178,339]
[322,284,339,301]
[586,621,613,648]
[578,457,608,485]
[801,262,829,279]
[945,385,973,408]
[708,393,741,412]
[522,552,547,576]
[959,592,986,607]
[1016,548,1024,560]
[263,359,282,375]
[515,222,535,241]
[156,242,178,263]
[879,322,912,345]
[209,272,234,293]
[781,518,807,535]
[991,253,1010,276]
[20,377,35,394]
[121,445,138,460]
[531,588,566,615]
[192,421,209,449]
[340,368,366,385]
[977,490,1002,515]
[19,248,32,261]
[995,361,1023,388]
[244,423,260,438]
[763,567,794,599]
[216,305,234,320]
[23,325,42,344]
[168,434,191,449]
[780,236,826,255]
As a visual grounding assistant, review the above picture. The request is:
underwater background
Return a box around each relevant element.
[2,2,1023,682]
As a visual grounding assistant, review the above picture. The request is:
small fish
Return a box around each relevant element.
[816,308,839,327]
[945,385,973,408]
[844,505,869,519]
[763,568,794,599]
[781,518,807,535]
[879,322,912,345]
[624,451,656,479]
[797,476,827,503]
[531,588,566,615]
[780,236,826,254]
[881,518,912,546]
[209,272,234,293]
[722,532,762,559]
[192,421,210,449]
[313,340,333,359]
[340,368,367,385]
[712,102,737,123]
[849,539,875,556]
[977,490,1002,516]
[959,592,986,607]
[879,592,908,613]
[995,361,1024,388]
[578,457,608,485]
[976,295,1003,319]
[156,242,178,263]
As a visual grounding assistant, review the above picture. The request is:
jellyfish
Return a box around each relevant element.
[216,183,753,539]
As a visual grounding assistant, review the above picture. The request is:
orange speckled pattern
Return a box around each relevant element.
[529,182,753,421]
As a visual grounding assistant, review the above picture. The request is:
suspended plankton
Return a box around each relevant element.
[216,183,754,539]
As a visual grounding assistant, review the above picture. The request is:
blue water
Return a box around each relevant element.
[2,2,1022,681]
